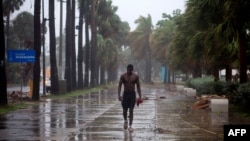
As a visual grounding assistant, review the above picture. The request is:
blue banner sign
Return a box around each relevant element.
[7,50,35,62]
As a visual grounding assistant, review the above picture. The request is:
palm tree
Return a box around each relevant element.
[77,0,84,89]
[183,0,250,83]
[3,0,25,49]
[182,0,224,80]
[65,0,72,92]
[96,36,117,84]
[152,13,176,83]
[71,0,77,90]
[179,2,211,78]
[90,0,97,87]
[222,0,250,83]
[84,0,90,88]
[0,0,8,105]
[12,12,34,49]
[96,34,104,84]
[128,14,153,83]
[114,21,130,47]
[49,0,59,94]
[169,1,227,80]
[32,0,41,101]
[96,0,120,83]
[6,12,38,86]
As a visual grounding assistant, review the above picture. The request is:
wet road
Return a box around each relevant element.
[1,84,249,140]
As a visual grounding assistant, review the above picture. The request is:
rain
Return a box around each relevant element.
[1,0,250,140]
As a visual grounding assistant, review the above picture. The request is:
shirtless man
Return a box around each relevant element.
[118,64,142,131]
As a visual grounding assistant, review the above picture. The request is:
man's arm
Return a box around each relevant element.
[136,76,142,99]
[118,76,123,100]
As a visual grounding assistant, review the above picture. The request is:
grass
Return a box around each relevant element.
[0,84,116,115]
[48,86,103,99]
[0,103,32,115]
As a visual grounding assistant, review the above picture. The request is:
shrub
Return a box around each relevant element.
[222,82,240,104]
[238,83,250,108]
[185,77,250,111]
[185,77,225,96]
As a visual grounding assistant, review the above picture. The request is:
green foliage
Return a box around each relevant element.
[199,81,224,95]
[3,0,25,16]
[12,11,34,46]
[222,82,250,109]
[238,83,250,108]
[186,77,250,110]
[185,76,213,88]
[6,63,21,84]
[222,82,239,103]
[128,14,153,60]
[164,0,250,83]
[186,77,225,95]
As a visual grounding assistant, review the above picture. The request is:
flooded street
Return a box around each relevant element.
[1,84,249,140]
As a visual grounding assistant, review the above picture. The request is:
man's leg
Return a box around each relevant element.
[123,108,128,121]
[129,109,133,127]
[127,108,134,132]
[122,96,129,129]
[128,92,136,131]
[123,108,128,129]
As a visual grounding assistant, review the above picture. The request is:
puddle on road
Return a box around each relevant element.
[1,86,248,140]
[0,89,118,140]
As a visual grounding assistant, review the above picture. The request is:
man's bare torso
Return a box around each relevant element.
[120,73,139,92]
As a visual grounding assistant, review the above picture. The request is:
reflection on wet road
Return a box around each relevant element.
[1,84,249,140]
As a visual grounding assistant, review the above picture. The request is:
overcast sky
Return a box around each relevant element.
[11,0,186,47]
[112,0,186,30]
[12,0,186,32]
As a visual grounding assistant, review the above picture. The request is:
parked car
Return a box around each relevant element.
[45,77,51,93]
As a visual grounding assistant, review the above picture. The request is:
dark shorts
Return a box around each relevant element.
[122,91,136,111]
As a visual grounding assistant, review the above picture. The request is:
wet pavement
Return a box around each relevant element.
[1,84,250,141]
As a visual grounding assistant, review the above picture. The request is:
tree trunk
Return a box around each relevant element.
[65,0,72,92]
[167,70,171,84]
[58,0,63,79]
[148,43,152,82]
[163,66,167,84]
[145,53,150,82]
[107,67,115,83]
[0,0,8,105]
[107,67,111,83]
[193,62,202,78]
[96,63,99,85]
[90,0,97,87]
[213,68,219,81]
[145,37,151,83]
[77,0,84,89]
[6,14,10,49]
[84,0,90,88]
[100,65,105,84]
[172,71,175,84]
[32,0,41,101]
[225,65,232,82]
[238,30,247,83]
[71,0,77,90]
[49,0,59,94]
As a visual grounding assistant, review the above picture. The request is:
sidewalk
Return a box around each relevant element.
[0,84,247,140]
[77,85,225,141]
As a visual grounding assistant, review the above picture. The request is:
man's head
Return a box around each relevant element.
[127,64,133,75]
